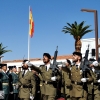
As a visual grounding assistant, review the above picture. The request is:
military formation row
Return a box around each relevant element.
[0,52,100,100]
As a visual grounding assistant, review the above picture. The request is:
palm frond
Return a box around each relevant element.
[74,21,77,26]
[62,21,93,40]
[79,21,85,30]
[0,43,12,56]
[80,30,93,38]
[67,23,72,28]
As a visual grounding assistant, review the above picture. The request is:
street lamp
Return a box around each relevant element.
[81,8,99,61]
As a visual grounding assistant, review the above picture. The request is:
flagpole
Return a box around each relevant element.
[28,29,30,61]
[28,6,30,60]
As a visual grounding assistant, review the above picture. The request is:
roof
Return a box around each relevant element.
[81,38,100,42]
[2,55,73,63]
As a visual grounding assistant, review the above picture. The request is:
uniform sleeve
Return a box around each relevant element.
[31,65,41,73]
[56,69,62,81]
[0,73,3,90]
[63,71,71,86]
[91,71,98,83]
[0,73,3,81]
[9,74,13,92]
[31,73,36,96]
[87,70,93,83]
[56,75,61,83]
[17,72,22,86]
[9,74,13,82]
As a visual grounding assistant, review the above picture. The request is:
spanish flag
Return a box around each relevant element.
[29,7,34,38]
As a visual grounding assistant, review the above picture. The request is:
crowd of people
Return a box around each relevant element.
[0,52,100,100]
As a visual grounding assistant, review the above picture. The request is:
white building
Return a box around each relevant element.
[81,38,100,59]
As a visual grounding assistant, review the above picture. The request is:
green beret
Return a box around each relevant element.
[73,52,82,59]
[43,53,51,59]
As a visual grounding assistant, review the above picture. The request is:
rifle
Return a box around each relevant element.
[23,55,25,60]
[80,45,91,77]
[51,46,58,76]
[80,45,90,98]
[51,46,60,99]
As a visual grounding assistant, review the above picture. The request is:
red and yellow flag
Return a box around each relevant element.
[29,7,34,38]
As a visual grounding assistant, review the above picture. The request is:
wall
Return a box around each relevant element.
[81,38,100,60]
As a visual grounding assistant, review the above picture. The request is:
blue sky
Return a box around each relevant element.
[0,0,100,60]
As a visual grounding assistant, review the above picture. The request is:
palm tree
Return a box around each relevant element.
[0,43,12,63]
[62,21,93,52]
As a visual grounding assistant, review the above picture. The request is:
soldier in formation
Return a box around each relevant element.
[17,60,36,100]
[29,53,61,100]
[7,66,13,100]
[69,52,93,100]
[0,51,100,100]
[0,64,9,100]
[9,66,19,100]
[60,59,71,100]
[87,58,100,100]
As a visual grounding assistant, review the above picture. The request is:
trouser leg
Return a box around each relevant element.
[4,94,9,100]
[87,94,92,100]
[14,93,18,100]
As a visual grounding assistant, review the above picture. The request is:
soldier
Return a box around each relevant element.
[60,59,71,100]
[29,53,61,100]
[31,68,40,100]
[0,64,3,100]
[69,52,93,100]
[0,64,9,100]
[17,60,36,100]
[7,66,13,100]
[9,66,19,100]
[7,66,13,75]
[88,59,100,100]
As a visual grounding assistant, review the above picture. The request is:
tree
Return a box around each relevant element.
[62,21,93,52]
[0,43,12,63]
